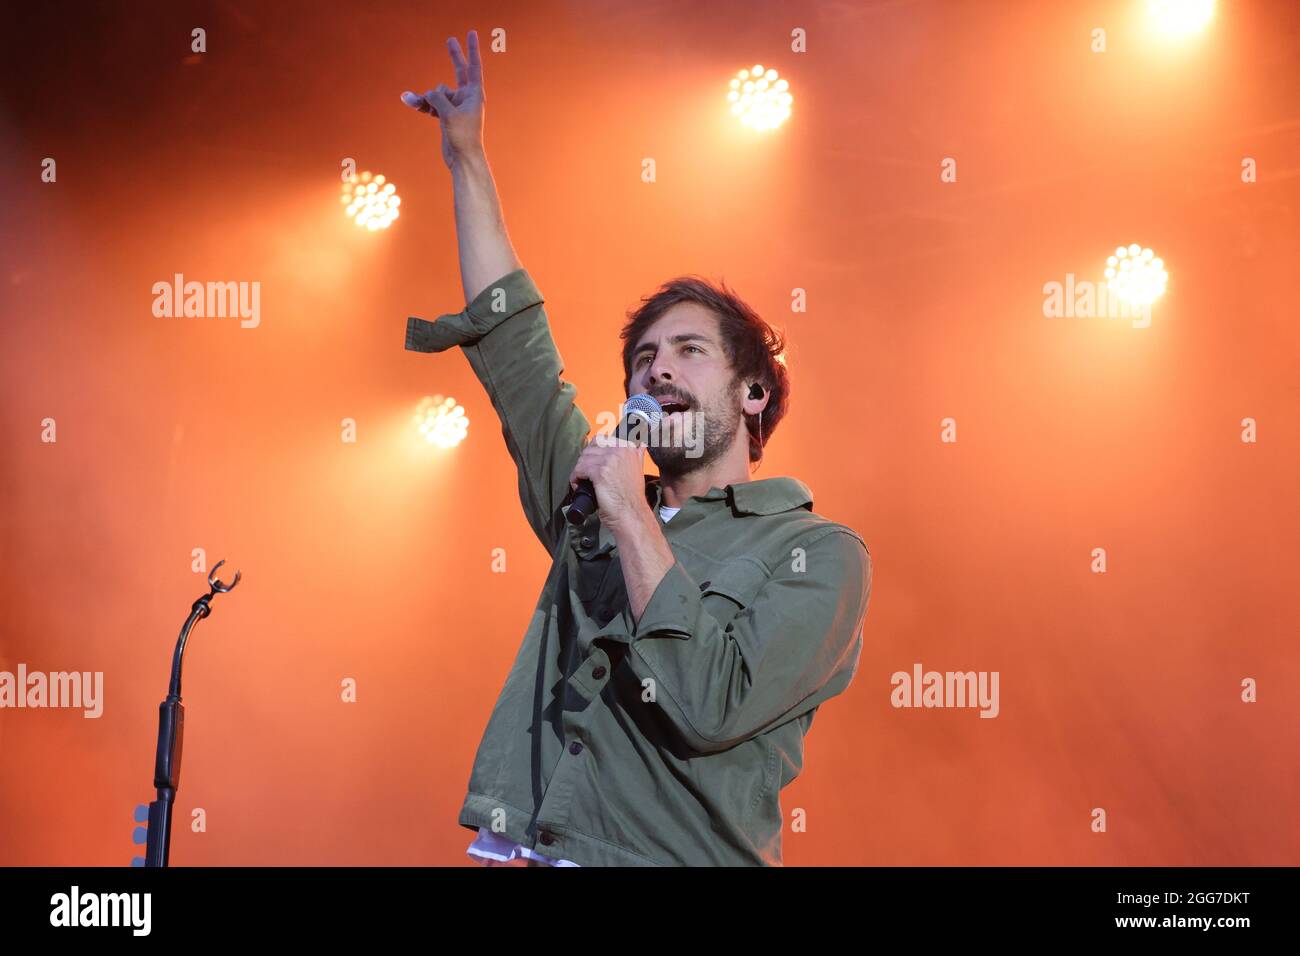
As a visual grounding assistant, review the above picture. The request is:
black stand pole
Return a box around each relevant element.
[132,559,240,867]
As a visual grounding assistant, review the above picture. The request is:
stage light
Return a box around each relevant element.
[1145,0,1214,39]
[341,170,401,231]
[1104,244,1168,306]
[414,394,469,448]
[727,64,792,131]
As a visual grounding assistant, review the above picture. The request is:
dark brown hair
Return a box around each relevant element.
[619,276,790,465]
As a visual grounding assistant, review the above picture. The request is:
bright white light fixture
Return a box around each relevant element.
[1105,244,1168,306]
[727,64,792,131]
[414,394,469,448]
[340,170,401,231]
[1146,0,1215,39]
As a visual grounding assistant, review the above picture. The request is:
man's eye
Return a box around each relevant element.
[636,354,651,367]
[685,345,703,354]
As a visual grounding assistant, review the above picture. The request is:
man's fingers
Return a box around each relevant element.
[569,440,601,487]
[569,463,587,490]
[424,85,455,118]
[467,29,482,85]
[400,90,431,113]
[448,36,469,89]
[436,82,456,103]
[404,31,478,118]
[399,85,456,117]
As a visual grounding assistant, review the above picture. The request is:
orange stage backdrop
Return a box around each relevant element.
[1,0,1297,865]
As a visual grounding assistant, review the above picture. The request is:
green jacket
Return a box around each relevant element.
[405,268,872,866]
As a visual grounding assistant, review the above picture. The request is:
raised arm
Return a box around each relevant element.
[401,30,519,301]
[401,32,591,554]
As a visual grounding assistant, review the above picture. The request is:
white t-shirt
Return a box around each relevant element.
[466,503,682,867]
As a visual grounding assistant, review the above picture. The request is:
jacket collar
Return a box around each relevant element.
[644,474,813,515]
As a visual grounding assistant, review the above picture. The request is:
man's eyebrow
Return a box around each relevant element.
[633,332,715,356]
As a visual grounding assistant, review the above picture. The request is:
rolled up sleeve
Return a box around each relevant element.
[405,268,544,353]
[404,268,591,553]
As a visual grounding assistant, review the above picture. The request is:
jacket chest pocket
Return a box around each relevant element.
[697,557,768,629]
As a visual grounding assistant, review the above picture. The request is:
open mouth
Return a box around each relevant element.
[659,401,690,415]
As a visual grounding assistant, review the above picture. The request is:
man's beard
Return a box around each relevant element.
[646,396,742,477]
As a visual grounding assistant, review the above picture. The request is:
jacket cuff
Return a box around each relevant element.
[630,561,699,640]
[590,605,635,646]
[404,267,542,353]
[587,561,699,649]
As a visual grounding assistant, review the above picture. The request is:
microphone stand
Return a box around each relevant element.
[132,559,241,867]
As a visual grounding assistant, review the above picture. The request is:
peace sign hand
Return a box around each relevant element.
[401,30,485,170]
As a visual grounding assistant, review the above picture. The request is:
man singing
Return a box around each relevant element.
[401,30,872,867]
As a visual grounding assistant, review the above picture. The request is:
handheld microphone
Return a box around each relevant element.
[566,393,663,526]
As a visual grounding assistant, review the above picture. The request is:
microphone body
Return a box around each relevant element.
[566,394,663,526]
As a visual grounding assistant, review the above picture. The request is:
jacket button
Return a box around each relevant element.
[539,831,555,846]
[569,741,583,755]
[699,580,711,590]
[580,536,594,548]
[592,665,606,679]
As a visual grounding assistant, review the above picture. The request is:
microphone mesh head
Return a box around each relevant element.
[623,392,663,426]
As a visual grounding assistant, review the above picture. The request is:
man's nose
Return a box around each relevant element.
[647,356,674,385]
